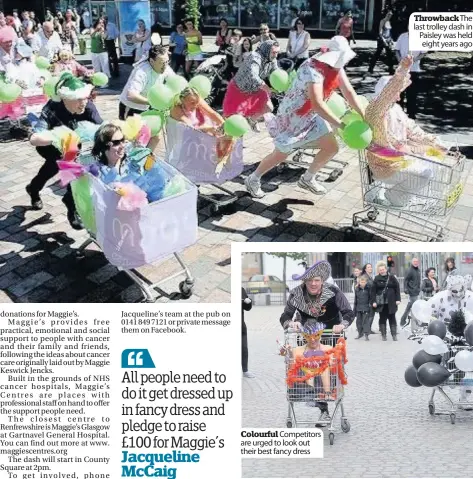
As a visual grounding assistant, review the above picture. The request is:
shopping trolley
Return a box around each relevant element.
[165,118,244,214]
[282,329,350,445]
[352,147,467,241]
[72,147,197,302]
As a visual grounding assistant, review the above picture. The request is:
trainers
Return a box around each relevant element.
[298,176,327,195]
[243,371,256,378]
[245,175,265,198]
[26,185,43,210]
[315,410,331,427]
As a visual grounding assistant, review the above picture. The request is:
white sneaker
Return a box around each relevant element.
[245,175,265,198]
[243,371,256,378]
[315,410,331,427]
[298,176,327,195]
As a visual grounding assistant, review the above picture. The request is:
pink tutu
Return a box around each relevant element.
[223,80,271,118]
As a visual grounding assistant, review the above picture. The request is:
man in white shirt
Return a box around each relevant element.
[31,22,62,61]
[104,16,119,77]
[119,45,175,151]
[81,8,91,29]
[395,29,426,120]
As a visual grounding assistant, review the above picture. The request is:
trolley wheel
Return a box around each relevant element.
[367,209,378,221]
[428,404,435,415]
[277,163,287,173]
[286,420,293,428]
[341,419,350,433]
[179,281,193,299]
[450,413,456,425]
[353,218,360,228]
[329,432,335,445]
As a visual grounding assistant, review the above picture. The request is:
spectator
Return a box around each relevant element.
[395,27,426,119]
[233,34,252,71]
[422,267,439,299]
[251,23,276,46]
[361,263,377,334]
[12,10,21,32]
[90,18,110,80]
[31,22,62,61]
[400,257,421,329]
[215,18,232,54]
[184,18,203,79]
[82,8,91,30]
[56,11,64,26]
[350,266,361,291]
[132,19,151,63]
[29,11,39,32]
[371,261,401,341]
[368,9,395,75]
[442,257,459,290]
[44,9,53,22]
[53,17,62,35]
[21,11,34,42]
[0,26,17,79]
[5,15,15,29]
[242,287,255,378]
[104,16,119,78]
[169,23,186,74]
[336,10,355,45]
[63,9,78,52]
[354,275,371,340]
[287,18,310,69]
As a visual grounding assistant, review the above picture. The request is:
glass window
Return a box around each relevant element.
[240,0,278,29]
[280,0,321,29]
[320,0,367,32]
[150,0,172,27]
[250,275,265,281]
[201,0,238,27]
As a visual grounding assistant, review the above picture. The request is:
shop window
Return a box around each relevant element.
[280,0,321,29]
[150,0,172,26]
[240,0,278,29]
[201,0,238,27]
[320,0,367,32]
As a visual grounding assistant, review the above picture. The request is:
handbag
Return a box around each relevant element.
[375,275,390,312]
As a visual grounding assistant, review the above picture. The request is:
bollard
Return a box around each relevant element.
[266,292,271,306]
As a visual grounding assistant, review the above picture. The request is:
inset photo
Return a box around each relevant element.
[240,250,473,478]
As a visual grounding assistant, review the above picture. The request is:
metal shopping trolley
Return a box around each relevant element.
[282,329,350,445]
[72,147,197,302]
[352,147,467,241]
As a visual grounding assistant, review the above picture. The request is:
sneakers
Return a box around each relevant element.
[298,176,327,195]
[26,185,43,210]
[245,175,265,199]
[315,410,331,427]
[243,371,256,378]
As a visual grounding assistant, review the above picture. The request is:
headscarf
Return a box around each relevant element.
[256,39,278,63]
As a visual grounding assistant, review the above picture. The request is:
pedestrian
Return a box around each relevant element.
[354,275,372,340]
[168,23,186,74]
[421,267,439,299]
[350,266,361,291]
[244,36,365,197]
[336,10,356,45]
[184,18,203,79]
[31,21,62,61]
[286,18,310,70]
[279,260,354,426]
[104,16,120,77]
[361,263,377,334]
[12,10,21,33]
[242,287,255,378]
[368,9,395,75]
[222,39,279,133]
[215,18,232,54]
[81,8,91,30]
[251,23,277,46]
[26,73,102,230]
[400,257,421,329]
[90,18,110,79]
[395,27,426,119]
[442,257,459,290]
[371,261,401,341]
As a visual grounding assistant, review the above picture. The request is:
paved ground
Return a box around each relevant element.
[1,41,472,303]
[242,303,473,478]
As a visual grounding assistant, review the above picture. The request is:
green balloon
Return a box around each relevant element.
[189,75,211,99]
[342,120,373,150]
[270,69,289,93]
[142,113,163,136]
[148,84,173,111]
[91,72,108,87]
[166,75,188,95]
[71,175,96,234]
[35,56,50,70]
[223,114,250,138]
[44,76,60,101]
[326,92,347,119]
[0,82,22,103]
[342,111,363,126]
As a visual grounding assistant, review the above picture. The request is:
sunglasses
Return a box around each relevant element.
[108,138,125,146]
[302,332,323,340]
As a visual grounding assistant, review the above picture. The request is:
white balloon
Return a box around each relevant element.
[455,350,473,372]
[422,335,448,355]
[412,300,432,322]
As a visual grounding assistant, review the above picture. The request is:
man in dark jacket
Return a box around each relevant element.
[354,275,371,340]
[242,287,255,378]
[400,257,421,327]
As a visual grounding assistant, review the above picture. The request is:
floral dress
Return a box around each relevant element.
[266,60,334,154]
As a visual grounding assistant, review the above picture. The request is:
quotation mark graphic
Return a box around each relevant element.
[121,349,155,368]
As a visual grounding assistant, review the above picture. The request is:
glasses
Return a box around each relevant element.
[108,138,125,147]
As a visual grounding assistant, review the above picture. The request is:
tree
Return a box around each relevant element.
[267,253,308,305]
